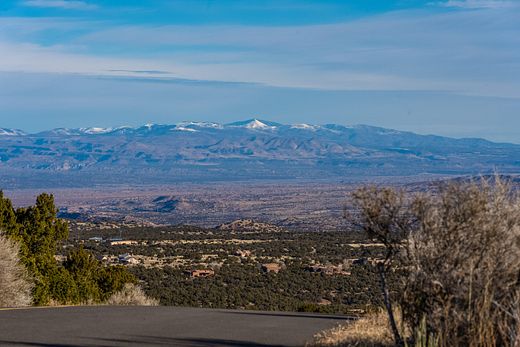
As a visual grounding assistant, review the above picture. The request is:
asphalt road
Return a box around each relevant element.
[0,306,349,347]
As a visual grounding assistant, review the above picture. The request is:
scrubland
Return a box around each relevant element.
[1,176,519,347]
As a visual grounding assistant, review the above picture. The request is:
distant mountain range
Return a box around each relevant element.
[0,119,518,188]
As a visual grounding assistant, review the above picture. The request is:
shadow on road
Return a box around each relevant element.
[219,310,353,321]
[0,342,77,347]
[0,336,289,347]
[96,336,288,346]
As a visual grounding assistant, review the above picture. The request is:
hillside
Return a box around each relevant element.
[0,119,518,187]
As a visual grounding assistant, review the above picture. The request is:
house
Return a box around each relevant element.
[261,263,282,273]
[184,269,215,278]
[118,253,139,265]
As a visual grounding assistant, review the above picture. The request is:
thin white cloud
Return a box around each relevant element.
[0,7,519,98]
[435,0,518,9]
[22,0,97,10]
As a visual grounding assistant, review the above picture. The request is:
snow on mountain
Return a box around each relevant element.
[0,128,27,136]
[34,128,86,136]
[79,127,115,135]
[290,124,320,131]
[135,123,165,132]
[48,128,79,136]
[30,119,324,136]
[107,126,134,134]
[227,119,278,130]
[173,126,198,132]
[246,119,274,130]
[177,121,223,129]
[0,119,518,186]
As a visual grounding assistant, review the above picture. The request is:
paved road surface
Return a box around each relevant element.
[0,306,349,347]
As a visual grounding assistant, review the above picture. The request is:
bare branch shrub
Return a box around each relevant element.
[352,177,520,346]
[105,283,159,306]
[0,233,33,307]
[351,187,413,346]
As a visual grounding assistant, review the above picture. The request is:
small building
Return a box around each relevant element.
[261,262,282,273]
[184,269,215,278]
[118,253,138,265]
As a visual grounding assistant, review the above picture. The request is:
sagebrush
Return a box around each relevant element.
[106,283,159,306]
[352,177,520,346]
[0,233,33,307]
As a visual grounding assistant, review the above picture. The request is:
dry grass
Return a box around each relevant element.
[402,179,520,346]
[105,283,159,306]
[0,233,33,307]
[308,311,395,347]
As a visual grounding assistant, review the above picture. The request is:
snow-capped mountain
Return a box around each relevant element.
[30,119,366,136]
[0,119,518,187]
[36,126,133,136]
[227,119,279,130]
[0,128,27,136]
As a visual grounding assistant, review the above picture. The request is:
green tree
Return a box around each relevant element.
[97,266,136,301]
[11,193,69,304]
[0,191,135,305]
[63,247,101,303]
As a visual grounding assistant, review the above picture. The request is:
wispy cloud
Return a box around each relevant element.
[22,0,97,10]
[434,0,518,9]
[1,4,519,99]
[108,69,173,75]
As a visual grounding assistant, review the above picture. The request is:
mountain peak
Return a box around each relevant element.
[246,119,272,129]
[226,118,279,130]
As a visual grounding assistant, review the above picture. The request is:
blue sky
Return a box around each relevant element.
[0,0,519,142]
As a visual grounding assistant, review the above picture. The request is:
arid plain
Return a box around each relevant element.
[6,176,448,231]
